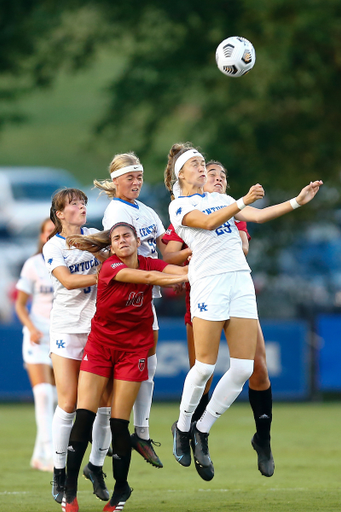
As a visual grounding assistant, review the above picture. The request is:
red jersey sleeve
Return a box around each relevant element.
[99,256,128,285]
[162,224,184,245]
[235,220,251,241]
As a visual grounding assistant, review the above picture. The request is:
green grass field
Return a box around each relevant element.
[1,402,340,512]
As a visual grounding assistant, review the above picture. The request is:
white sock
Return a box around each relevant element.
[31,383,54,461]
[89,407,111,466]
[52,406,76,469]
[178,360,216,433]
[133,354,157,440]
[197,358,254,433]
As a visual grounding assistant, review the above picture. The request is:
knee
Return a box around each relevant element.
[194,359,216,381]
[249,357,270,389]
[229,358,254,385]
[147,354,157,380]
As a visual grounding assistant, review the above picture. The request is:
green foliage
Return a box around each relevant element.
[1,402,341,511]
[1,0,341,197]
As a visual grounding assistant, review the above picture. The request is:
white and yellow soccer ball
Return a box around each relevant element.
[215,36,256,77]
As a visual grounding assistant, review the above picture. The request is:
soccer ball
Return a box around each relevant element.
[215,36,256,77]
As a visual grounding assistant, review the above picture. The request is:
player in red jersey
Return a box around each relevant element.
[61,222,187,512]
[163,160,274,478]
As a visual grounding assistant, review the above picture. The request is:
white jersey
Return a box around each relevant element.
[43,227,99,334]
[102,198,165,298]
[16,253,54,334]
[169,192,250,286]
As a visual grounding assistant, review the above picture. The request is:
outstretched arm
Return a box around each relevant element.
[235,180,323,224]
[183,184,264,230]
[114,265,188,286]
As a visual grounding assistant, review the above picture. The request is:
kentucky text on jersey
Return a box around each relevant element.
[69,258,100,273]
[139,224,157,237]
[202,204,226,214]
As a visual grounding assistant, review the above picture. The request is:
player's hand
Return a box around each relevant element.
[296,180,323,206]
[243,184,264,205]
[30,328,43,345]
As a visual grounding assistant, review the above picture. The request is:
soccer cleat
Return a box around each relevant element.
[61,490,79,512]
[130,433,163,468]
[171,421,191,467]
[51,467,65,503]
[103,484,132,511]
[190,422,214,481]
[251,434,275,477]
[83,463,110,501]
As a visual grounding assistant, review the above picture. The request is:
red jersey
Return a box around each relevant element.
[88,254,167,351]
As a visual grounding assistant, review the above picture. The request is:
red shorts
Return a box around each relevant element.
[80,337,149,382]
[184,283,192,326]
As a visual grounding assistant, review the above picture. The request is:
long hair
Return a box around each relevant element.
[93,152,141,198]
[49,188,88,239]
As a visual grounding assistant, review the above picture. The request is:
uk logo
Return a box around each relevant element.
[138,358,146,372]
[198,303,208,312]
[56,340,65,349]
[176,207,182,215]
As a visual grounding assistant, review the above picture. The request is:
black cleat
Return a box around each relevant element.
[190,422,214,481]
[83,463,110,501]
[251,434,275,477]
[171,421,191,467]
[130,433,163,468]
[51,467,65,503]
[103,483,132,511]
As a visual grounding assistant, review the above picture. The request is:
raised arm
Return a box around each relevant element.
[182,184,264,230]
[52,266,97,290]
[235,180,323,224]
[114,265,188,286]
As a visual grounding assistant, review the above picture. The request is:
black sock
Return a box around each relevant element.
[110,418,131,492]
[248,386,272,444]
[66,409,96,491]
[192,392,210,422]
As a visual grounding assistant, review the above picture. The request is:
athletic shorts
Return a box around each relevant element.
[50,331,88,361]
[152,302,159,331]
[81,337,149,382]
[190,271,258,322]
[22,326,52,366]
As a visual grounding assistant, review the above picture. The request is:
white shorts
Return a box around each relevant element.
[22,326,52,366]
[190,271,258,322]
[50,331,88,361]
[152,302,159,331]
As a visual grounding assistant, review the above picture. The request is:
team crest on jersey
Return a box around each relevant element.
[138,358,146,372]
[48,258,53,265]
[111,262,124,270]
[176,207,182,215]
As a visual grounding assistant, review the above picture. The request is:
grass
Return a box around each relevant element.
[1,402,341,511]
